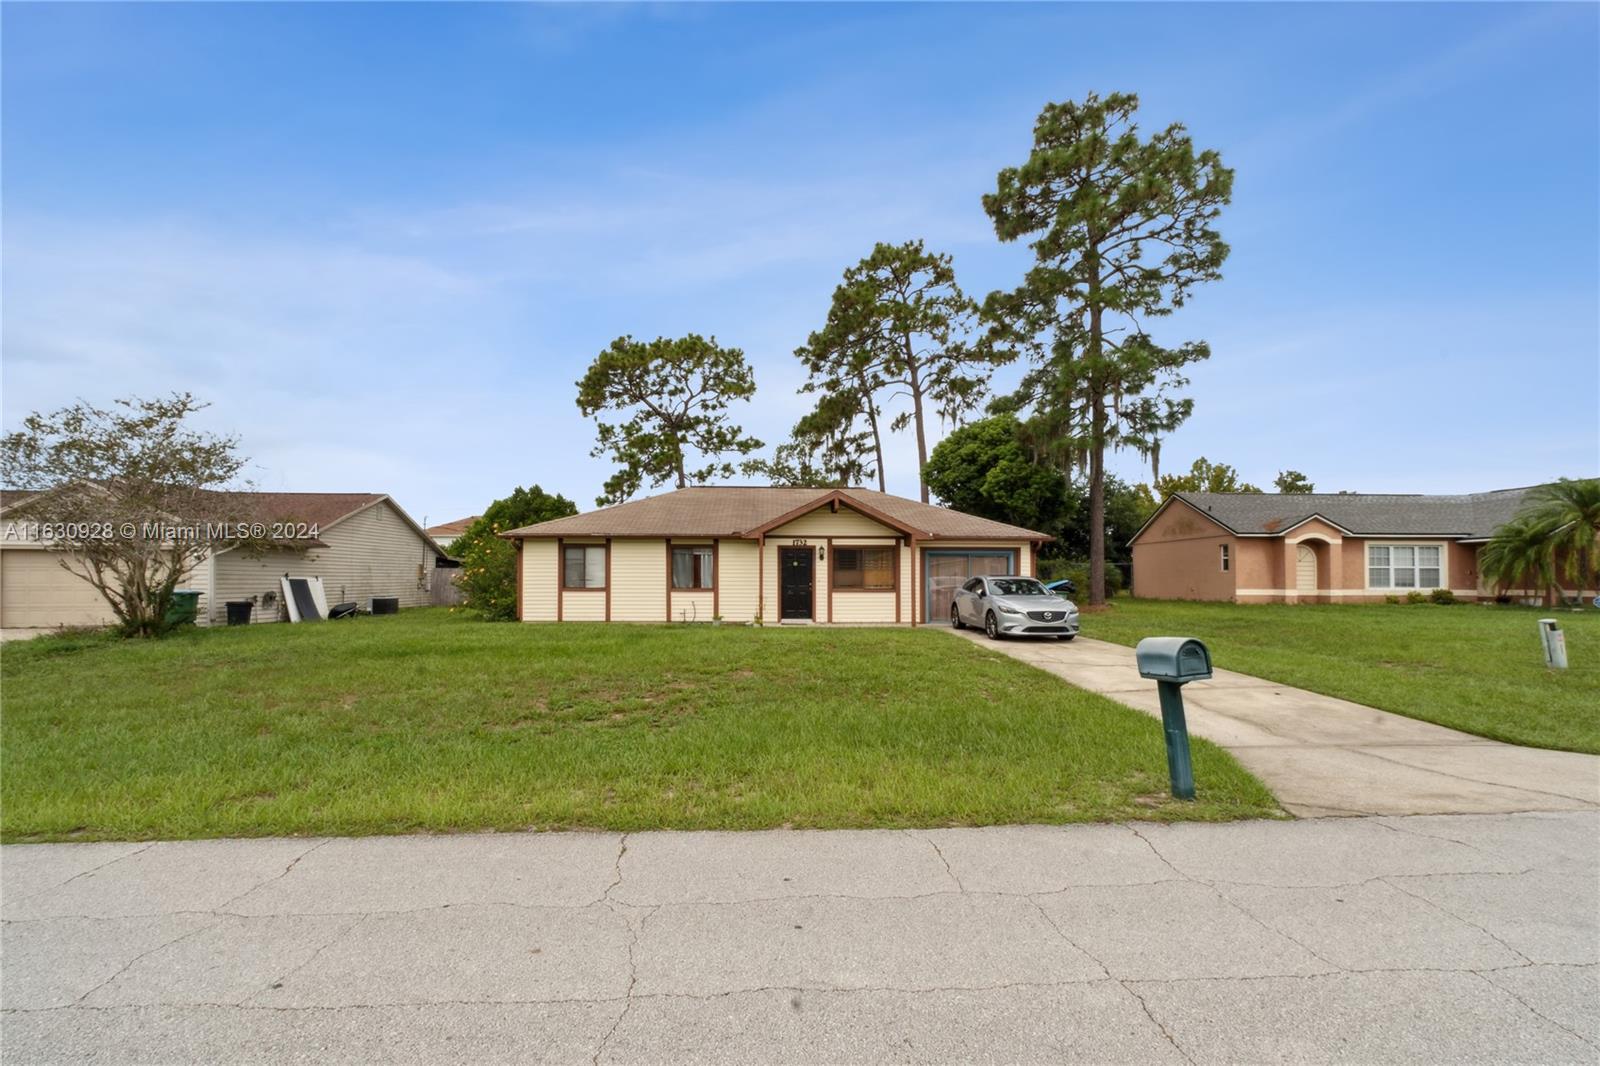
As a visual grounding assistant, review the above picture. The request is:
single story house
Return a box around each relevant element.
[0,491,453,629]
[425,515,481,550]
[1129,487,1542,603]
[501,486,1050,626]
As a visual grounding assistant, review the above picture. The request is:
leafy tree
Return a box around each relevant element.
[0,393,252,638]
[1053,476,1159,570]
[983,91,1232,604]
[1155,457,1262,499]
[450,485,578,620]
[1274,469,1315,494]
[922,415,1073,537]
[798,240,1002,501]
[577,334,762,506]
[743,394,877,488]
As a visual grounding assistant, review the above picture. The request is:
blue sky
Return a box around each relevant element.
[4,2,1596,522]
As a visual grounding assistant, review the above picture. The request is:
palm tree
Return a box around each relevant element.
[1479,513,1559,604]
[1522,477,1600,597]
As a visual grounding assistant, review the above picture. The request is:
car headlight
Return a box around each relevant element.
[996,603,1022,615]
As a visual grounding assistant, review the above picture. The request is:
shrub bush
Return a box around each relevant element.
[1405,590,1428,604]
[1430,588,1457,605]
[1040,558,1124,597]
[1384,595,1401,604]
[450,485,578,620]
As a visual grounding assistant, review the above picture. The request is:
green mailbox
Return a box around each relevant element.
[1135,638,1213,683]
[1134,636,1212,800]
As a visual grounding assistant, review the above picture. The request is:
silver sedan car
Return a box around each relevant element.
[951,575,1080,640]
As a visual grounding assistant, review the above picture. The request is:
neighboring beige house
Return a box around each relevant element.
[0,491,452,629]
[1129,487,1550,603]
[502,486,1050,626]
[426,515,481,550]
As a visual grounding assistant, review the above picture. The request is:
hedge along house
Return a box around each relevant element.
[1129,487,1545,603]
[501,486,1051,626]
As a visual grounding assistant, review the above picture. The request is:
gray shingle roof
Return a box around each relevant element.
[501,486,1050,541]
[1168,487,1536,539]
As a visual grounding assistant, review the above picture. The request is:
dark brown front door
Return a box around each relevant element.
[779,548,814,620]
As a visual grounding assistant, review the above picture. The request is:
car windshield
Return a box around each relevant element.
[991,578,1048,597]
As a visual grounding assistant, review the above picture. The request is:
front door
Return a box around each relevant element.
[779,548,814,620]
[1296,544,1317,593]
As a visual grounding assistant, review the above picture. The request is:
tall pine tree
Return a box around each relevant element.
[983,92,1232,604]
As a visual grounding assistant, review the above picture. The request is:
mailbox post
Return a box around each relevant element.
[1134,637,1213,801]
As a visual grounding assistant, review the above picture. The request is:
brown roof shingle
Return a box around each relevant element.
[500,486,1050,541]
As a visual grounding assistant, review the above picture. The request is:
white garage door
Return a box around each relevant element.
[0,549,117,629]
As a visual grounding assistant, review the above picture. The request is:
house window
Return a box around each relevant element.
[1219,545,1231,572]
[562,544,606,589]
[1368,544,1442,589]
[833,546,896,590]
[671,546,714,589]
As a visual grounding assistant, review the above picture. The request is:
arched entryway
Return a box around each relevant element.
[1296,544,1318,594]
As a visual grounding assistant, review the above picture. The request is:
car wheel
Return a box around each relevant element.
[950,604,963,629]
[984,612,1000,640]
[1057,634,1076,642]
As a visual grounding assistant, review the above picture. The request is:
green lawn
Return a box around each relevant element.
[0,610,1277,842]
[1086,600,1600,754]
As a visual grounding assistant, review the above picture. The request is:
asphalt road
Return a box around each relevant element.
[3,813,1596,1064]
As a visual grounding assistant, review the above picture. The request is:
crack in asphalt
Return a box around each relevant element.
[72,918,225,1006]
[0,843,157,910]
[240,913,369,1006]
[597,834,629,905]
[921,835,965,893]
[214,838,333,913]
[591,904,654,1066]
[1475,969,1600,1050]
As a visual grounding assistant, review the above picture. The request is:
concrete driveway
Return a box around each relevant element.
[3,814,1596,1064]
[950,630,1600,818]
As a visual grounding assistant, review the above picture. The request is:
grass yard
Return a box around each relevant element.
[0,610,1278,842]
[1087,600,1600,754]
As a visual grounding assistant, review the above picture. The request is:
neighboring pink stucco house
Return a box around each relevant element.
[1129,487,1557,603]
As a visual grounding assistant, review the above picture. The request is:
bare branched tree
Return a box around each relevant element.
[2,393,253,637]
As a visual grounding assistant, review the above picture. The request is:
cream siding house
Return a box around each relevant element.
[504,486,1049,627]
[0,491,451,629]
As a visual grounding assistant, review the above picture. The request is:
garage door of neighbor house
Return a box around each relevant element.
[925,549,1017,625]
[0,549,118,629]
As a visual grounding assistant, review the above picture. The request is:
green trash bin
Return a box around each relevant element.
[165,590,202,628]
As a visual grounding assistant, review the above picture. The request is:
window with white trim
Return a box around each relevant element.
[1219,545,1231,572]
[1367,544,1442,589]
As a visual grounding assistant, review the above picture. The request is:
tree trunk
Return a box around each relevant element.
[1089,404,1107,606]
[858,373,887,492]
[904,341,930,503]
[1087,253,1108,606]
